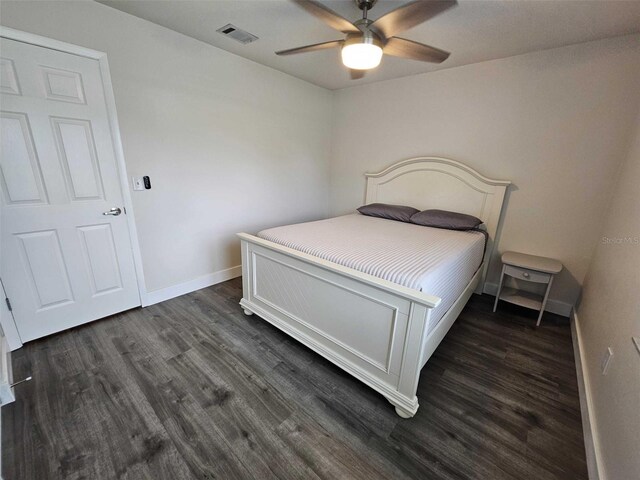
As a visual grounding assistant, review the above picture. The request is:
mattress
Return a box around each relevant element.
[258,214,485,331]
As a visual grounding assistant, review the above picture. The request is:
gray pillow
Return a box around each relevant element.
[357,203,419,223]
[410,209,482,230]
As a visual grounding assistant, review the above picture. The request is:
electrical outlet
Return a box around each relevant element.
[601,347,614,375]
[132,177,144,191]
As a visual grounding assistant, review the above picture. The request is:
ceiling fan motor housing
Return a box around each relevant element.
[354,17,386,41]
[344,28,383,50]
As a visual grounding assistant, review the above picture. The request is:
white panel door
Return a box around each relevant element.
[0,38,140,342]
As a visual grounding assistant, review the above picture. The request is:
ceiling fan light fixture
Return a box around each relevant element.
[341,34,383,70]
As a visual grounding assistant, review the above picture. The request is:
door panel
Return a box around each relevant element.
[0,112,48,204]
[0,37,140,342]
[0,58,21,95]
[15,229,75,310]
[51,117,104,200]
[41,66,86,104]
[77,223,123,296]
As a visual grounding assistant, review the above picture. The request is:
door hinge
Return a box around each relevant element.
[5,297,12,312]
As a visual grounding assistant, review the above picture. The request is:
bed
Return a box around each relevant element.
[238,157,510,418]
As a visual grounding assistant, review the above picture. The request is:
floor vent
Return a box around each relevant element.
[216,24,259,44]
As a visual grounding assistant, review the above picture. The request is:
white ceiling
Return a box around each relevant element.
[99,0,640,90]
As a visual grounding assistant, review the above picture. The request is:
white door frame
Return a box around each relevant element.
[0,27,148,350]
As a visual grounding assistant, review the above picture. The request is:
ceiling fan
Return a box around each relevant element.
[276,0,457,79]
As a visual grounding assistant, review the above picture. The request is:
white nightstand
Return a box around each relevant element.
[493,251,563,326]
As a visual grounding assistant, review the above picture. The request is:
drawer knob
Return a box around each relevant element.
[523,272,530,278]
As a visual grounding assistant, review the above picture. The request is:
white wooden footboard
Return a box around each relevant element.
[239,233,442,418]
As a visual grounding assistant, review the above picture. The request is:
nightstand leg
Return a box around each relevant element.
[537,276,555,327]
[493,265,506,313]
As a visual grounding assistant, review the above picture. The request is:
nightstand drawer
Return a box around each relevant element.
[504,265,551,284]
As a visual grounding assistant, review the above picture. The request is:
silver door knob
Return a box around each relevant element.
[103,207,122,216]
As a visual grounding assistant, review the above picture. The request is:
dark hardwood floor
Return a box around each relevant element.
[2,277,587,479]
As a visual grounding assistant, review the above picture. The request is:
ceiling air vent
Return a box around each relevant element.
[216,24,258,45]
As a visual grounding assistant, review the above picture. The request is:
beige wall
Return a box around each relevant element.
[576,111,640,480]
[0,0,333,295]
[1,2,639,474]
[330,35,640,313]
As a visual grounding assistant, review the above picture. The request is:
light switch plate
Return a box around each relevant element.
[132,177,144,191]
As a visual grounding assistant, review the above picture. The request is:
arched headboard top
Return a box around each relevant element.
[364,156,511,291]
[366,156,511,187]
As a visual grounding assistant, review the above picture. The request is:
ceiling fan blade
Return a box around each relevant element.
[350,69,366,80]
[384,37,450,63]
[371,0,457,39]
[292,0,360,33]
[276,40,343,56]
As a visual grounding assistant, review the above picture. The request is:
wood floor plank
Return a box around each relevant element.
[2,278,587,479]
[275,413,402,480]
[167,350,322,480]
[113,343,253,480]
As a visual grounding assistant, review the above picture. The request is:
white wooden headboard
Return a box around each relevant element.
[365,156,511,291]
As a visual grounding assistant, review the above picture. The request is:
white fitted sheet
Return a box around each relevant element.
[258,214,485,330]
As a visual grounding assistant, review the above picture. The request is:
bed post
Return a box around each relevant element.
[389,303,431,418]
[240,239,254,316]
[475,183,509,295]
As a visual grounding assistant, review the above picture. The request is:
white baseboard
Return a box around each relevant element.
[571,310,604,480]
[143,265,242,307]
[483,282,573,317]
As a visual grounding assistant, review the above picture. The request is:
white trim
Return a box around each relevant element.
[0,280,21,351]
[96,56,148,306]
[0,335,14,406]
[571,310,604,480]
[0,27,148,309]
[0,27,100,58]
[0,307,13,477]
[483,281,572,317]
[144,266,242,306]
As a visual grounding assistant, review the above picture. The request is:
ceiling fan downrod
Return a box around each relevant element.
[357,0,377,24]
